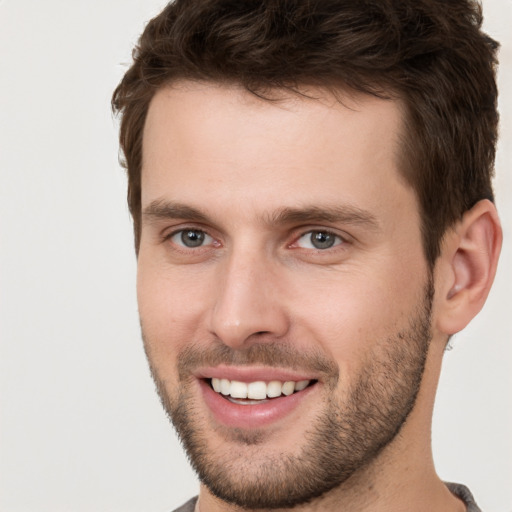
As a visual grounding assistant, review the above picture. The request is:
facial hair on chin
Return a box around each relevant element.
[143,279,434,510]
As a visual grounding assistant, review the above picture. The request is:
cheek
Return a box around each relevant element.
[136,256,213,366]
[292,262,427,373]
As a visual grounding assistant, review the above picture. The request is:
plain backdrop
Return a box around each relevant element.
[0,1,510,511]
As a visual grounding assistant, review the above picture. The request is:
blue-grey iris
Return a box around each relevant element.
[311,231,336,249]
[181,230,205,247]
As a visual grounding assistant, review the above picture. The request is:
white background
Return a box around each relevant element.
[0,1,510,511]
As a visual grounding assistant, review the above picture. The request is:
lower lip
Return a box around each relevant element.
[199,379,317,429]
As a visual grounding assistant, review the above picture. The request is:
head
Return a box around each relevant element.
[113,0,499,267]
[112,1,501,509]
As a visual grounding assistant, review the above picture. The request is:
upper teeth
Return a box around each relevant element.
[211,378,310,399]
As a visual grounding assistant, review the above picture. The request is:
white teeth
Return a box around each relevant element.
[220,378,230,395]
[295,380,309,391]
[210,378,311,400]
[211,377,221,393]
[230,381,248,399]
[282,381,295,396]
[247,381,267,400]
[267,380,282,398]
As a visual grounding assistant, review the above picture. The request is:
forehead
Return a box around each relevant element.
[141,81,412,223]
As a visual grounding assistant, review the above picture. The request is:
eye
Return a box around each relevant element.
[170,229,214,248]
[295,230,344,250]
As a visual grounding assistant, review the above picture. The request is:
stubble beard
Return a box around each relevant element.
[143,279,434,510]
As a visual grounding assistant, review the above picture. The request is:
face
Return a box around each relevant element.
[138,82,433,509]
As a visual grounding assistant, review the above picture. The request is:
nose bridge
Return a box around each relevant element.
[209,242,288,348]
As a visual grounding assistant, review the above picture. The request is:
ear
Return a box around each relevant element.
[435,199,502,335]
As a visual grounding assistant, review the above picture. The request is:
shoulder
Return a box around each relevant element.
[171,496,198,512]
[446,482,482,512]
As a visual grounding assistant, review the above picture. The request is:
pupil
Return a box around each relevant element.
[311,231,335,249]
[181,230,205,247]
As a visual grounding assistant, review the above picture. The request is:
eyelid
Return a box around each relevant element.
[159,224,351,252]
[161,222,209,239]
[289,227,351,250]
[162,225,220,248]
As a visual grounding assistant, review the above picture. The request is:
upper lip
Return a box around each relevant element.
[194,365,318,383]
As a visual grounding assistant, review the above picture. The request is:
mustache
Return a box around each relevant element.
[176,340,340,384]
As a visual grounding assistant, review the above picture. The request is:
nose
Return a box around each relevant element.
[208,249,290,349]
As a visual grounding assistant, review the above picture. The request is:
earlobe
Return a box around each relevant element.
[436,199,502,335]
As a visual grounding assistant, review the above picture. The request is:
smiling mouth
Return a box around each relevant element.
[207,378,317,405]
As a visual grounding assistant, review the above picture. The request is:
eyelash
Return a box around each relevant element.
[164,227,347,253]
[292,230,346,251]
[164,228,218,250]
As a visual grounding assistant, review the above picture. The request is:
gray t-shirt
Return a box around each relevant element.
[172,483,481,511]
[446,482,482,512]
[172,497,196,512]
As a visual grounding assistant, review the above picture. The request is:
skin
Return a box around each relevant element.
[137,82,501,512]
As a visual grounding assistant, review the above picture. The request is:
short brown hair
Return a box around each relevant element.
[112,0,499,265]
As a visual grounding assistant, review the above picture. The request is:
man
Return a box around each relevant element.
[112,1,502,511]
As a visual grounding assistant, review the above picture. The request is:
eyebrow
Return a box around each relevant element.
[265,205,380,230]
[142,199,380,231]
[143,200,210,224]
